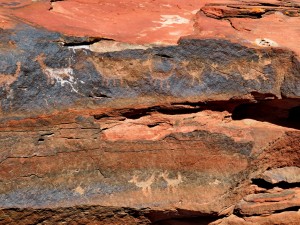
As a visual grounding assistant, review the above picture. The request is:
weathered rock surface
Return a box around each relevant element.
[236,188,300,215]
[0,0,299,224]
[211,211,300,225]
[259,166,300,184]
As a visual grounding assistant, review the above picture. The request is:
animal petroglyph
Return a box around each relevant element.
[181,60,205,85]
[129,171,184,195]
[236,61,267,81]
[68,45,90,54]
[74,186,85,195]
[147,57,207,88]
[223,59,269,81]
[90,57,143,87]
[35,54,78,93]
[0,62,21,87]
[128,173,156,196]
[90,54,214,89]
[160,171,183,193]
[146,55,175,89]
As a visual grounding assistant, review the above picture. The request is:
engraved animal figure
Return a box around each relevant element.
[228,60,267,81]
[160,171,183,193]
[0,62,21,87]
[146,55,175,89]
[90,57,141,87]
[180,60,205,85]
[129,173,156,196]
[35,54,78,93]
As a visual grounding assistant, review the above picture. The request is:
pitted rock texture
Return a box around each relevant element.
[0,0,299,224]
[0,24,299,114]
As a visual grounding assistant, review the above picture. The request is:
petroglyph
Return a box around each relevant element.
[68,45,90,54]
[236,61,267,81]
[146,55,175,89]
[90,57,143,87]
[0,62,21,87]
[181,60,205,85]
[226,59,269,81]
[35,54,78,93]
[207,58,270,81]
[160,171,183,193]
[128,173,156,196]
[74,186,85,195]
[88,53,274,90]
[209,179,221,186]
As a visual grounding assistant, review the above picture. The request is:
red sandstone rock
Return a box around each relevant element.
[4,0,299,57]
[259,166,300,184]
[12,0,205,44]
[211,211,300,225]
[0,0,299,224]
[196,4,300,57]
[236,188,300,215]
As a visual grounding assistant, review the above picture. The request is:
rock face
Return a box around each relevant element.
[0,0,299,224]
[259,167,300,184]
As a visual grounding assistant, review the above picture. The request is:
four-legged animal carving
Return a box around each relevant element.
[89,57,142,87]
[160,171,183,193]
[129,171,184,195]
[146,55,174,89]
[0,62,21,87]
[129,173,156,196]
[35,54,78,92]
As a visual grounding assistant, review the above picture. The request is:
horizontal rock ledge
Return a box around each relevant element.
[0,0,299,224]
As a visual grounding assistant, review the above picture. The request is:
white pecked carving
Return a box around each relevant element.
[160,171,183,192]
[128,173,156,196]
[35,54,78,93]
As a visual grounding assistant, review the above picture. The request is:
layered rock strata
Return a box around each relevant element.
[0,0,299,224]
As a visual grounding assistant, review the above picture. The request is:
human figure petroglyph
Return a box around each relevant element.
[35,54,78,93]
[0,62,21,87]
[160,171,183,193]
[128,173,156,196]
